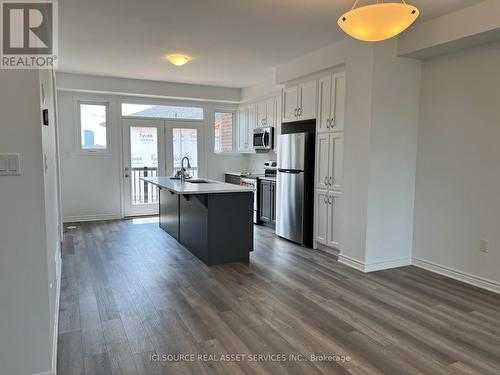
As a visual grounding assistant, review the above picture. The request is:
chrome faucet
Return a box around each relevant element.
[180,156,191,182]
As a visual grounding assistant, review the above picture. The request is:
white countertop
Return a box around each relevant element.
[142,177,254,194]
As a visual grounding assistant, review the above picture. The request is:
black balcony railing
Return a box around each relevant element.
[132,167,158,204]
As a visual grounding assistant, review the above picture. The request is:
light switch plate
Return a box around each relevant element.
[0,158,7,172]
[0,153,21,176]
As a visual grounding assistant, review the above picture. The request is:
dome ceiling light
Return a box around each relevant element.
[166,54,192,66]
[338,1,419,42]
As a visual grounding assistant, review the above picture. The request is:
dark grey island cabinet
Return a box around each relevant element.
[145,177,254,266]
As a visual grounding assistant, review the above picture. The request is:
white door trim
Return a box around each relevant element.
[122,118,166,217]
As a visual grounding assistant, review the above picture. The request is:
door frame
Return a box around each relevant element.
[121,118,205,217]
[163,120,205,179]
[122,118,166,217]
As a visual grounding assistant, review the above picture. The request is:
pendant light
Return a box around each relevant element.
[338,1,419,42]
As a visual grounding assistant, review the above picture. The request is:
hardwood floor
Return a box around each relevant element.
[58,218,500,375]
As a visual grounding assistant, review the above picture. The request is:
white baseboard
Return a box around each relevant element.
[339,253,500,294]
[338,254,366,272]
[32,371,53,375]
[315,244,340,257]
[63,213,121,223]
[339,254,411,273]
[413,258,500,295]
[364,258,412,272]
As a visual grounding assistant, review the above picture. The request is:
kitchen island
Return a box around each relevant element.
[142,177,254,266]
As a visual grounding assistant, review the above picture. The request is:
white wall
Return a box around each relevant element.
[240,79,282,103]
[0,70,59,375]
[57,72,241,103]
[57,74,249,221]
[58,91,123,221]
[413,41,500,289]
[398,0,500,59]
[365,41,421,269]
[40,69,62,374]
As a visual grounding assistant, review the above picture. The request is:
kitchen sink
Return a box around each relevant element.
[187,179,211,184]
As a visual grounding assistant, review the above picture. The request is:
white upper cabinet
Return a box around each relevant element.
[282,86,298,123]
[282,78,317,123]
[247,103,257,137]
[237,107,251,152]
[264,97,278,127]
[298,79,317,120]
[257,101,266,127]
[331,72,346,132]
[256,97,278,127]
[237,95,280,153]
[318,75,332,133]
[317,71,346,133]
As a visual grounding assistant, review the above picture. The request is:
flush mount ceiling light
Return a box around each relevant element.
[166,54,191,66]
[338,1,419,42]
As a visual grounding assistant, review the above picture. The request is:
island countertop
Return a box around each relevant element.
[142,176,254,194]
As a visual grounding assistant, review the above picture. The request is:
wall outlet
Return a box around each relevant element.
[480,239,489,253]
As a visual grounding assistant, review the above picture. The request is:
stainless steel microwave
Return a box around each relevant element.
[253,127,274,151]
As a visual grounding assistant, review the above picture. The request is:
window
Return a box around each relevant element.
[214,111,234,153]
[122,103,204,120]
[173,128,199,178]
[79,103,108,151]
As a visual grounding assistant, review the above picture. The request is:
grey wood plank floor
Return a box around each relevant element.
[58,218,500,375]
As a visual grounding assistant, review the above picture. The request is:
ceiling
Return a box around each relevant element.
[59,0,485,88]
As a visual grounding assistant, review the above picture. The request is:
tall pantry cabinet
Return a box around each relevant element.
[314,71,346,250]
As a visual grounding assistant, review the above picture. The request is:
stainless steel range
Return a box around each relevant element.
[240,175,261,224]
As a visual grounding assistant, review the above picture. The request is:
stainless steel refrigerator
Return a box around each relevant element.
[276,132,314,246]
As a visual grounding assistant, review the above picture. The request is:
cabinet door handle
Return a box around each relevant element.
[326,119,330,128]
[298,107,302,116]
[330,176,333,185]
[324,176,328,185]
[324,196,328,204]
[328,196,333,205]
[331,118,336,127]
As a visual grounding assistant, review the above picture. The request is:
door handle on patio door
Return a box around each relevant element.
[124,167,130,178]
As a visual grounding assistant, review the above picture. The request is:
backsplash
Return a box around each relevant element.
[247,153,276,174]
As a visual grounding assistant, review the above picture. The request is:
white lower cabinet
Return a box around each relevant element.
[315,190,341,248]
[315,190,329,245]
[327,193,341,248]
